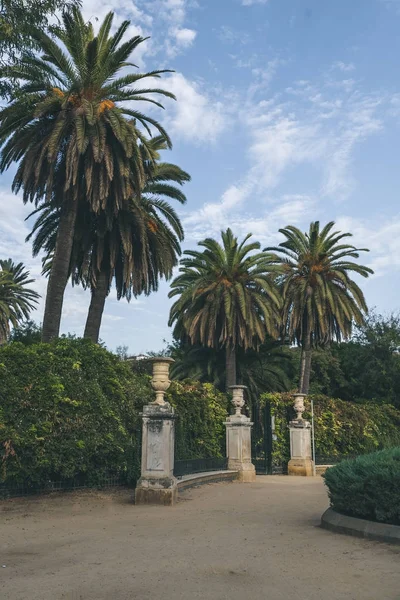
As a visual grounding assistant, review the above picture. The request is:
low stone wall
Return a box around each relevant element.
[177,470,239,492]
[321,508,400,545]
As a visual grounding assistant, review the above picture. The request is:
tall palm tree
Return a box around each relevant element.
[27,139,190,342]
[264,221,373,394]
[169,229,281,390]
[0,8,175,342]
[0,259,40,343]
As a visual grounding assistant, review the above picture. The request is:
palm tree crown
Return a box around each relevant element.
[0,8,175,341]
[264,220,373,393]
[169,228,281,389]
[0,259,40,343]
[27,135,190,342]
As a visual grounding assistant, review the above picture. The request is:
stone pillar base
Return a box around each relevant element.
[288,419,314,477]
[225,413,256,483]
[228,459,256,482]
[288,458,314,477]
[135,483,178,506]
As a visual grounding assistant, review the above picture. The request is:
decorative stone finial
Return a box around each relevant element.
[150,357,174,405]
[293,393,306,421]
[229,385,248,417]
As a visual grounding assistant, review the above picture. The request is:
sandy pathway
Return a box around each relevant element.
[0,476,399,600]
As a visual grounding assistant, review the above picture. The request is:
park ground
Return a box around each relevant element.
[0,476,399,600]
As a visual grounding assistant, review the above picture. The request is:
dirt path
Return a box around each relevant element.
[0,476,399,600]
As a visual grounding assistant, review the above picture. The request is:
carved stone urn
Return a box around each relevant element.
[229,385,247,417]
[150,357,175,405]
[293,393,306,421]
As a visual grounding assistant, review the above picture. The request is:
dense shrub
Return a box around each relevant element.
[323,448,400,525]
[0,339,150,488]
[0,340,228,490]
[168,380,228,460]
[260,392,400,469]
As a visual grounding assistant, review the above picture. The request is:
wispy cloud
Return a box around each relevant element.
[332,61,356,72]
[182,65,391,240]
[242,0,269,5]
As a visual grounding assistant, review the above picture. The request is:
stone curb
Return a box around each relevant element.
[321,507,400,545]
[177,470,239,492]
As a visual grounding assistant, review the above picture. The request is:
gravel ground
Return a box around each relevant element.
[0,476,399,600]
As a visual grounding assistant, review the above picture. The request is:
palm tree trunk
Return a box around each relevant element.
[299,334,312,395]
[41,198,77,343]
[299,347,306,391]
[84,270,109,343]
[226,345,236,391]
[0,322,9,345]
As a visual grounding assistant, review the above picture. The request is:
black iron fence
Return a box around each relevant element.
[0,474,126,500]
[174,457,228,478]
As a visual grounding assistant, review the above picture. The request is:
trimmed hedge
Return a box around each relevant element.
[323,448,400,525]
[168,380,228,460]
[260,392,400,469]
[0,340,228,491]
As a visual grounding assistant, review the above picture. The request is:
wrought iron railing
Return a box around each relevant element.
[174,457,228,478]
[0,475,126,500]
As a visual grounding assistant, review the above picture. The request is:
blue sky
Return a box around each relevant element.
[1,0,400,354]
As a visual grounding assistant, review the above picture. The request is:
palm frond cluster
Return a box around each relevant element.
[0,8,189,342]
[0,260,39,343]
[169,222,373,392]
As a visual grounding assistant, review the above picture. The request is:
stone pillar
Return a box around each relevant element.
[287,393,314,477]
[225,385,256,483]
[135,357,178,505]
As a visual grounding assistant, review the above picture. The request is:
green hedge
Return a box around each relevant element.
[323,448,400,525]
[260,392,400,469]
[0,340,228,491]
[168,380,228,460]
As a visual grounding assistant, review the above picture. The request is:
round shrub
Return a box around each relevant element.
[323,448,400,525]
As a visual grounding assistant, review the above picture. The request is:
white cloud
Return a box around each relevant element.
[334,215,400,277]
[162,73,230,143]
[242,0,269,5]
[148,0,198,58]
[322,94,383,198]
[174,27,197,46]
[182,67,391,240]
[332,61,355,72]
[166,27,197,57]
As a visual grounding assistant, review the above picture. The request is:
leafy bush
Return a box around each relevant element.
[323,448,400,525]
[0,339,150,488]
[168,380,228,460]
[0,340,228,490]
[260,392,400,469]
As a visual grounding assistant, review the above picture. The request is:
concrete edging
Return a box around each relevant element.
[321,507,400,545]
[176,470,239,492]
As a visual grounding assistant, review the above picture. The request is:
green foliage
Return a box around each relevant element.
[167,380,228,460]
[0,339,150,488]
[0,340,227,490]
[9,320,42,345]
[323,448,400,525]
[169,228,281,352]
[170,339,294,399]
[0,260,40,343]
[0,7,175,341]
[290,312,400,409]
[0,1,80,98]
[264,221,373,394]
[261,392,400,469]
[265,221,373,346]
